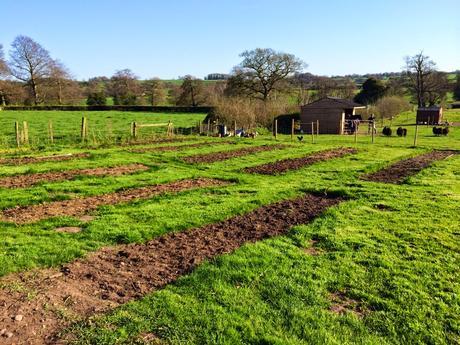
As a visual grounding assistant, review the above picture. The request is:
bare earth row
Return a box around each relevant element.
[0,163,149,188]
[182,144,288,163]
[244,147,357,175]
[130,140,235,153]
[0,153,90,165]
[0,178,227,224]
[0,193,342,344]
[362,150,458,184]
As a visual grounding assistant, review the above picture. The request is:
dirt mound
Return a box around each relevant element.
[183,144,287,164]
[0,178,227,224]
[362,150,457,184]
[0,164,149,189]
[0,193,342,344]
[244,148,357,175]
[0,153,90,166]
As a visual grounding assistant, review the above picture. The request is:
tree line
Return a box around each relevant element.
[0,35,459,127]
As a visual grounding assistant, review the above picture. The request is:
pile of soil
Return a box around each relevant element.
[244,148,357,175]
[0,163,149,189]
[0,153,90,165]
[362,150,457,184]
[183,144,287,164]
[0,193,342,344]
[130,141,235,153]
[0,178,226,224]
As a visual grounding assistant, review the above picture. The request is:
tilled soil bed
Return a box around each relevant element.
[0,153,90,165]
[0,178,226,224]
[362,150,457,184]
[183,144,287,164]
[244,147,357,175]
[0,193,342,344]
[0,163,149,189]
[130,140,235,153]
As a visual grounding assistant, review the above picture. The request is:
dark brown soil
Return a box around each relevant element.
[244,148,357,175]
[182,144,288,164]
[0,178,227,224]
[0,193,342,344]
[0,164,149,189]
[0,153,90,166]
[130,141,235,153]
[362,150,457,184]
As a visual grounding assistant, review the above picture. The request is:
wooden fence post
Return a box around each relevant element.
[413,123,419,147]
[14,121,20,148]
[234,120,237,136]
[291,118,295,141]
[311,122,314,143]
[81,117,87,141]
[131,121,137,138]
[354,124,358,144]
[316,120,319,137]
[23,121,29,145]
[207,119,211,135]
[48,120,54,144]
[274,119,278,139]
[371,121,375,144]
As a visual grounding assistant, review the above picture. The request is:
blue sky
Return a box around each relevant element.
[1,0,459,80]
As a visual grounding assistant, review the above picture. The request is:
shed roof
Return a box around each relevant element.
[301,97,365,110]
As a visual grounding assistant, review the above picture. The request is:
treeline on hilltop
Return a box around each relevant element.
[1,36,459,128]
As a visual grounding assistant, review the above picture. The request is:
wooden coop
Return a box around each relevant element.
[300,97,365,134]
[416,107,443,125]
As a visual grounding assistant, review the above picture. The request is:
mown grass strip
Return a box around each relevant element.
[0,178,227,224]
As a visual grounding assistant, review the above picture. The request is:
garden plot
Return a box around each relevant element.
[0,152,90,165]
[130,140,235,153]
[0,178,226,224]
[182,144,288,164]
[0,193,342,344]
[0,163,149,188]
[362,150,457,184]
[244,147,357,175]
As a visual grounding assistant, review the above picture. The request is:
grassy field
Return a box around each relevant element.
[0,110,459,344]
[0,111,206,148]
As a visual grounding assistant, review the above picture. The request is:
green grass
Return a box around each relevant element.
[0,110,459,344]
[0,110,206,148]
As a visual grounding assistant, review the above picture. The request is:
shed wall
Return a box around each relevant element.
[300,108,344,134]
[416,109,443,124]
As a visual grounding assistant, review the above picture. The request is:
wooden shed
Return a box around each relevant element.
[300,97,365,134]
[416,107,443,125]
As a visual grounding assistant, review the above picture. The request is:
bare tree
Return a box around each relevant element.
[0,44,10,106]
[176,75,207,106]
[424,72,449,106]
[143,78,166,106]
[227,48,305,101]
[0,44,8,77]
[40,60,82,105]
[405,52,437,107]
[108,69,142,105]
[8,35,53,105]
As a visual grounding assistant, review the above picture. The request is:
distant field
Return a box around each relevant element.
[0,111,207,148]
